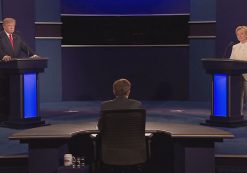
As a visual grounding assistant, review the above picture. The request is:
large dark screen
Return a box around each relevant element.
[62,15,189,45]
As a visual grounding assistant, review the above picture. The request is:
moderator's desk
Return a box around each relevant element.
[9,122,233,173]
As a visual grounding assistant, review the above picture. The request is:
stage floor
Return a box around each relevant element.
[1,101,247,156]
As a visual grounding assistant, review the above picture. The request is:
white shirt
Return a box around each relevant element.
[4,31,12,38]
[230,42,247,80]
[230,42,247,60]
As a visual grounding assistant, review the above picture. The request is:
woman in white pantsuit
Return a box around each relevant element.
[230,26,247,113]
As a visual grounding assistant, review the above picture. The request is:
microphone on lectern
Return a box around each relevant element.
[27,48,29,58]
[223,41,234,58]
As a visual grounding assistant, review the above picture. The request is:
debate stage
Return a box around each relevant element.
[1,101,247,173]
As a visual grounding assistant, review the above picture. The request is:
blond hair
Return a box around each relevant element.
[113,78,131,96]
[235,26,247,35]
[3,18,16,26]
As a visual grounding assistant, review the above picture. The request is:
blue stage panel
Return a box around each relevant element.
[61,0,189,14]
[213,74,227,117]
[23,73,37,118]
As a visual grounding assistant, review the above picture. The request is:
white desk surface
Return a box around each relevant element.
[9,122,234,140]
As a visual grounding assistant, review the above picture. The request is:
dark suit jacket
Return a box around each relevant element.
[97,96,142,130]
[0,31,34,59]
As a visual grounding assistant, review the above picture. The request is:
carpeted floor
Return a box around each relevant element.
[1,101,247,156]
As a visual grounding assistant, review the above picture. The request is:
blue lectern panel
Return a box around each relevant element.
[23,73,37,118]
[213,74,227,117]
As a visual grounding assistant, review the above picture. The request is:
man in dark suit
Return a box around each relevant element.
[98,78,142,129]
[0,17,36,61]
[0,18,37,120]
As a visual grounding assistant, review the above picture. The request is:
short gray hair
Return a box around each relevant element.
[113,78,131,96]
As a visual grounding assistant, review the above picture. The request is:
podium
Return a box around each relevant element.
[0,58,48,128]
[202,58,247,127]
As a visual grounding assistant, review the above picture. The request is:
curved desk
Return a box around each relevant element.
[9,122,233,173]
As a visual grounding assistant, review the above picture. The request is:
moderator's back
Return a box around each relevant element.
[100,109,147,166]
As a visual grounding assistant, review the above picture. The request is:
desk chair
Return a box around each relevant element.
[98,109,147,173]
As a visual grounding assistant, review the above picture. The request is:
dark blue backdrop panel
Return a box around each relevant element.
[216,0,247,57]
[35,0,60,22]
[62,47,189,101]
[189,39,214,101]
[0,0,2,20]
[2,0,35,50]
[190,0,215,21]
[36,39,62,102]
[61,0,189,14]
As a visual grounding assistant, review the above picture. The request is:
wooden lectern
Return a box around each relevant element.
[0,58,48,128]
[202,58,247,127]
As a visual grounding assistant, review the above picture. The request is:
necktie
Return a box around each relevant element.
[9,34,14,48]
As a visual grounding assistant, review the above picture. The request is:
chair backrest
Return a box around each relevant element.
[100,109,147,166]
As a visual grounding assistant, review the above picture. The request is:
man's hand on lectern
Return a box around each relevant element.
[30,54,40,59]
[2,55,11,62]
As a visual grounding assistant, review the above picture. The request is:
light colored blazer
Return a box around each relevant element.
[230,42,247,80]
